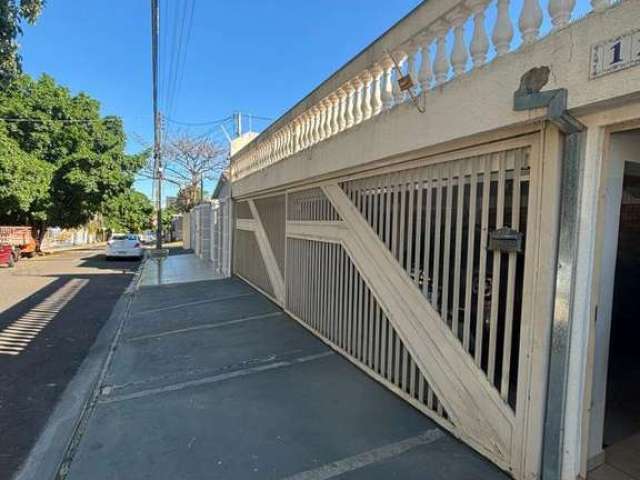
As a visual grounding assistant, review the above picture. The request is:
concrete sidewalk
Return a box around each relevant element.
[42,254,508,479]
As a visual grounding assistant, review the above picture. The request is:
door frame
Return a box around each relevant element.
[586,122,640,471]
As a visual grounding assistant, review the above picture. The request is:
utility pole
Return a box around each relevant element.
[151,0,162,250]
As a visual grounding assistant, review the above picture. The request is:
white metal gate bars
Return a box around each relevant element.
[233,136,548,478]
[286,237,450,423]
[340,147,530,408]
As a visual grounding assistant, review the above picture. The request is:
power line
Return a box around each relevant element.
[0,117,101,123]
[164,115,231,126]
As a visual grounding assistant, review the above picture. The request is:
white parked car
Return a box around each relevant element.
[105,234,145,260]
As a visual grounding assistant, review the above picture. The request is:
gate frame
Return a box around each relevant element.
[232,124,565,479]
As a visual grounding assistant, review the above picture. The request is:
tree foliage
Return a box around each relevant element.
[0,0,44,85]
[102,190,153,234]
[0,74,146,231]
[0,128,51,223]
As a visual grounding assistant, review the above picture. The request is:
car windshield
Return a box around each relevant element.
[127,235,139,240]
[111,234,128,240]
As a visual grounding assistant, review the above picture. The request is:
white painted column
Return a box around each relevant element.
[549,0,576,29]
[381,56,395,110]
[360,70,373,121]
[493,0,513,56]
[352,77,363,125]
[467,0,490,67]
[591,0,610,13]
[371,63,384,116]
[433,21,450,85]
[345,83,355,128]
[448,8,469,77]
[418,34,433,93]
[391,51,406,105]
[519,0,542,45]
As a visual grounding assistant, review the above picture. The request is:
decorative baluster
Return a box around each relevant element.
[293,118,300,152]
[360,70,373,120]
[311,105,320,145]
[467,0,489,67]
[371,63,384,116]
[337,88,347,131]
[448,8,469,77]
[318,104,326,141]
[418,34,433,92]
[269,139,274,164]
[519,0,542,45]
[433,21,450,85]
[283,126,290,157]
[392,51,406,104]
[352,78,363,125]
[381,56,394,110]
[322,99,332,138]
[330,93,340,133]
[301,117,307,150]
[493,0,513,56]
[549,0,575,29]
[298,117,305,151]
[302,112,310,149]
[273,133,279,161]
[406,41,420,97]
[345,83,355,128]
[591,0,610,13]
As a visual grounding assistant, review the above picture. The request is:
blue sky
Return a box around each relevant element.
[20,0,424,199]
[20,0,594,200]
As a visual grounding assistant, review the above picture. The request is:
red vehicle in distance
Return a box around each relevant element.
[0,226,38,263]
[0,243,17,268]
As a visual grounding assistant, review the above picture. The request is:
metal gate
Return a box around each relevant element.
[233,133,555,479]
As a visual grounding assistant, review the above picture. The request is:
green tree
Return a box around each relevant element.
[0,74,146,239]
[0,0,44,85]
[0,129,52,224]
[102,190,153,234]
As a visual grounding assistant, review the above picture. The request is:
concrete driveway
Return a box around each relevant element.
[21,254,508,480]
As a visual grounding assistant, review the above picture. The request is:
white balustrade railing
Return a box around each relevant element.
[230,0,617,180]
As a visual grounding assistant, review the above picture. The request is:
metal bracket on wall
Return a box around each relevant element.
[513,66,586,480]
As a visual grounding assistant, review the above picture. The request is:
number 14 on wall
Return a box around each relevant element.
[591,29,640,79]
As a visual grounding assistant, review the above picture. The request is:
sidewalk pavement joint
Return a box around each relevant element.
[282,429,446,480]
[131,292,255,316]
[126,310,284,342]
[99,350,335,405]
[102,346,315,394]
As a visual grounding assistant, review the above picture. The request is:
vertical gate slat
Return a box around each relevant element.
[413,174,424,287]
[501,150,522,400]
[422,172,433,300]
[488,152,506,384]
[452,161,465,339]
[385,180,393,249]
[475,155,492,367]
[399,177,407,267]
[463,160,479,352]
[406,175,415,279]
[391,176,400,259]
[442,162,454,324]
[432,165,443,311]
[374,303,381,373]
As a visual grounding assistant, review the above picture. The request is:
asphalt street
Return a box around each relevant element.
[0,247,139,479]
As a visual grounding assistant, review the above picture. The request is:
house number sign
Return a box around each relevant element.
[590,28,640,79]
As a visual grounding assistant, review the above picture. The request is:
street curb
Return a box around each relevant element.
[12,257,147,480]
[39,243,107,256]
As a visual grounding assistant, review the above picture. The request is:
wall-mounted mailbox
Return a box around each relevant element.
[488,227,523,253]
